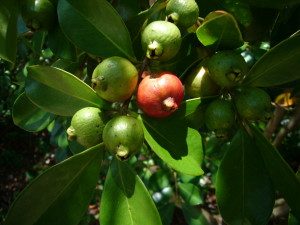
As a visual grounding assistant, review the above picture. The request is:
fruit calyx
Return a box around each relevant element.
[226,68,244,82]
[115,145,130,161]
[162,97,178,112]
[91,76,107,91]
[147,41,163,59]
[166,12,179,24]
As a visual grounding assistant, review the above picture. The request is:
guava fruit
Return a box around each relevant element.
[91,56,138,102]
[141,21,182,61]
[185,59,220,98]
[234,87,272,121]
[137,71,184,118]
[166,0,199,28]
[67,107,107,148]
[205,99,235,137]
[207,51,248,88]
[102,115,144,161]
[21,0,56,31]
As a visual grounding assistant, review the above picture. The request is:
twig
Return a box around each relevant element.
[264,103,287,139]
[273,105,300,147]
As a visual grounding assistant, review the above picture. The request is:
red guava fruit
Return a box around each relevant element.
[136,71,184,118]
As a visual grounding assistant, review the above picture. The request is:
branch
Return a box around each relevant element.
[264,103,287,139]
[273,105,300,147]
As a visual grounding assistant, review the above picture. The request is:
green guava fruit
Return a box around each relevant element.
[166,0,199,28]
[185,60,220,98]
[207,51,248,88]
[91,56,138,102]
[67,107,107,148]
[141,21,182,61]
[205,99,235,137]
[103,116,144,161]
[21,0,56,31]
[234,87,272,121]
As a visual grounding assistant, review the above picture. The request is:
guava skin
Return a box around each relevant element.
[102,116,144,161]
[141,21,182,61]
[166,0,199,28]
[91,56,138,102]
[185,60,220,98]
[136,72,184,118]
[234,87,272,121]
[207,51,248,88]
[67,107,107,148]
[21,0,56,31]
[205,99,235,137]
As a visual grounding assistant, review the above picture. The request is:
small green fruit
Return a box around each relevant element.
[207,51,248,88]
[235,87,272,121]
[141,21,182,61]
[205,99,235,137]
[185,60,220,98]
[21,0,56,31]
[166,0,199,28]
[67,107,107,148]
[103,116,144,161]
[91,56,138,102]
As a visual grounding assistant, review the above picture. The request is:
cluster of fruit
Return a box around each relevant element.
[185,51,273,138]
[65,0,201,160]
[21,0,273,159]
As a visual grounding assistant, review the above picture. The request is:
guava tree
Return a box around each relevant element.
[1,0,300,224]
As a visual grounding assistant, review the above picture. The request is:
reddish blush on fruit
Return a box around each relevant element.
[137,72,184,118]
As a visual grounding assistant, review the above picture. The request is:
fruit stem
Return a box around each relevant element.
[162,97,178,112]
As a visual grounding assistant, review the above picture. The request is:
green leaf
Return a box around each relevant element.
[216,129,275,225]
[158,203,175,225]
[196,11,244,50]
[4,144,104,225]
[12,93,55,132]
[127,0,167,41]
[182,204,210,225]
[48,25,77,61]
[289,214,300,225]
[0,0,18,64]
[178,183,203,206]
[289,172,300,225]
[139,99,204,176]
[100,159,162,225]
[235,0,300,9]
[243,34,300,87]
[58,0,136,61]
[25,65,108,116]
[252,126,300,220]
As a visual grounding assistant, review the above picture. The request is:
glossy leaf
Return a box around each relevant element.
[48,25,77,61]
[288,172,300,225]
[12,93,55,132]
[58,0,135,61]
[196,10,244,50]
[0,0,18,64]
[252,126,300,220]
[244,34,300,87]
[216,129,275,225]
[25,65,108,116]
[178,183,203,206]
[4,144,104,225]
[182,204,210,225]
[127,0,167,42]
[140,99,204,176]
[236,0,300,9]
[100,159,162,225]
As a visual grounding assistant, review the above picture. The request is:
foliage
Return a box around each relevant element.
[1,0,300,225]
